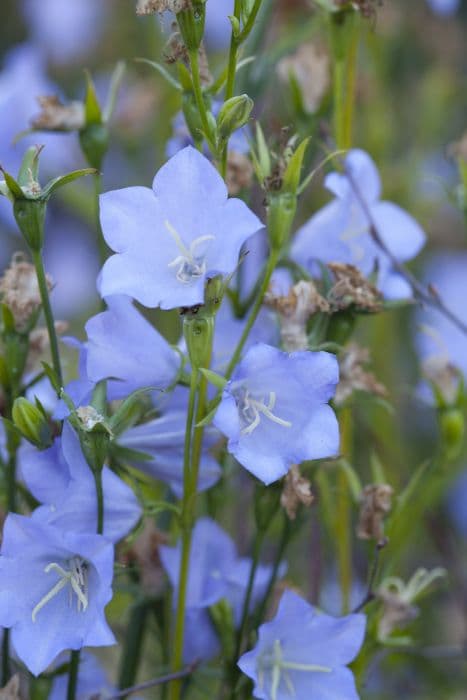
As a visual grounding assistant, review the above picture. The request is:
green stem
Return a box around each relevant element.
[224,0,242,103]
[66,650,80,700]
[93,469,104,535]
[331,11,359,150]
[31,249,62,386]
[336,408,352,614]
[1,630,10,686]
[252,516,292,628]
[118,600,150,694]
[188,49,215,154]
[168,368,198,700]
[224,249,279,381]
[94,173,109,267]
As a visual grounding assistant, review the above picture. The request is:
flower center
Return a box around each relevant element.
[235,388,292,435]
[164,220,215,284]
[31,556,89,622]
[258,639,331,700]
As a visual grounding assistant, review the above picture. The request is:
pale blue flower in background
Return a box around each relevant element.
[21,0,107,64]
[426,0,460,16]
[48,652,115,700]
[0,514,115,676]
[99,147,263,309]
[213,343,339,484]
[291,149,426,299]
[238,589,366,700]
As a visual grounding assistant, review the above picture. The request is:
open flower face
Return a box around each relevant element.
[99,146,263,310]
[0,515,115,676]
[213,344,339,484]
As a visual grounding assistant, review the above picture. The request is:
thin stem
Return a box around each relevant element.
[1,630,10,686]
[224,0,242,103]
[66,650,80,700]
[168,368,198,700]
[234,533,263,663]
[93,469,104,536]
[224,249,279,381]
[252,516,292,628]
[94,173,109,267]
[188,49,215,154]
[111,661,198,699]
[31,249,62,386]
[336,409,352,614]
[118,600,150,694]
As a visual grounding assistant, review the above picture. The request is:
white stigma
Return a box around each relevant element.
[258,639,332,700]
[238,389,292,435]
[31,556,89,623]
[164,220,214,284]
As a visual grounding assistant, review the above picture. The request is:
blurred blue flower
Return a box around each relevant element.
[20,422,141,542]
[204,0,234,50]
[426,0,460,16]
[160,517,280,662]
[48,652,115,700]
[213,343,339,484]
[99,146,263,309]
[291,149,426,299]
[0,513,115,676]
[238,589,366,700]
[85,295,181,400]
[22,0,107,64]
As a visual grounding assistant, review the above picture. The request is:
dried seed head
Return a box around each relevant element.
[26,322,68,372]
[327,262,383,312]
[0,253,52,329]
[31,95,85,132]
[335,343,387,406]
[377,589,418,640]
[422,355,462,406]
[136,0,190,15]
[277,42,330,114]
[265,279,329,351]
[281,464,314,520]
[356,483,393,544]
[226,151,254,196]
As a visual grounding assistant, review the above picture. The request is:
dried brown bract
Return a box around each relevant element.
[356,483,393,544]
[281,464,314,520]
[226,152,254,196]
[422,355,462,406]
[0,253,52,330]
[122,521,169,595]
[277,42,330,114]
[265,280,329,351]
[327,263,383,312]
[31,95,85,132]
[335,343,387,405]
[136,0,190,15]
[377,588,418,640]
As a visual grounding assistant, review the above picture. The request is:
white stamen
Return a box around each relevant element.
[31,556,89,622]
[258,639,331,700]
[239,390,292,436]
[164,220,215,284]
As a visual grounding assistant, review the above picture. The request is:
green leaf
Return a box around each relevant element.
[135,58,181,91]
[41,361,62,395]
[111,444,154,464]
[337,459,362,502]
[196,400,221,428]
[0,168,24,199]
[199,368,227,391]
[84,70,102,125]
[103,61,126,123]
[282,138,309,194]
[108,387,155,436]
[177,62,193,92]
[41,168,98,199]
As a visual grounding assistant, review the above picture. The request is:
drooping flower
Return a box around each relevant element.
[290,149,426,299]
[99,146,263,309]
[19,422,141,543]
[238,589,366,700]
[160,517,281,662]
[213,343,339,484]
[85,295,181,399]
[0,514,115,676]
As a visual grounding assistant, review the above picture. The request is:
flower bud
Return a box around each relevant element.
[183,315,214,370]
[177,1,206,51]
[75,406,112,473]
[209,598,235,660]
[267,191,297,252]
[217,94,253,144]
[440,407,465,461]
[79,123,109,171]
[12,397,53,449]
[13,198,47,252]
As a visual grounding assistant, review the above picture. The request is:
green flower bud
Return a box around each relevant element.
[75,406,113,473]
[13,198,47,252]
[217,94,254,144]
[177,2,206,51]
[266,191,297,252]
[79,123,109,171]
[440,408,465,461]
[209,598,235,660]
[183,315,214,370]
[12,397,53,449]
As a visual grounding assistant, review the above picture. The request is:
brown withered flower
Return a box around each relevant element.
[136,0,190,15]
[26,322,68,373]
[327,263,383,313]
[0,253,52,330]
[281,464,314,520]
[356,483,393,544]
[31,95,85,132]
[422,354,462,406]
[277,42,330,114]
[265,279,329,351]
[335,343,387,406]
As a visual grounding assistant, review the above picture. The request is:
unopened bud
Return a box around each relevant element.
[12,397,53,449]
[217,95,253,144]
[177,1,206,51]
[440,407,464,461]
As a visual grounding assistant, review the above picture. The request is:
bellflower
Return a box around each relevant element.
[426,0,460,15]
[238,589,366,700]
[290,149,426,299]
[0,514,115,676]
[22,0,107,64]
[48,652,115,700]
[213,343,339,484]
[20,422,141,542]
[99,146,263,309]
[85,295,181,399]
[160,517,280,662]
[116,392,221,497]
